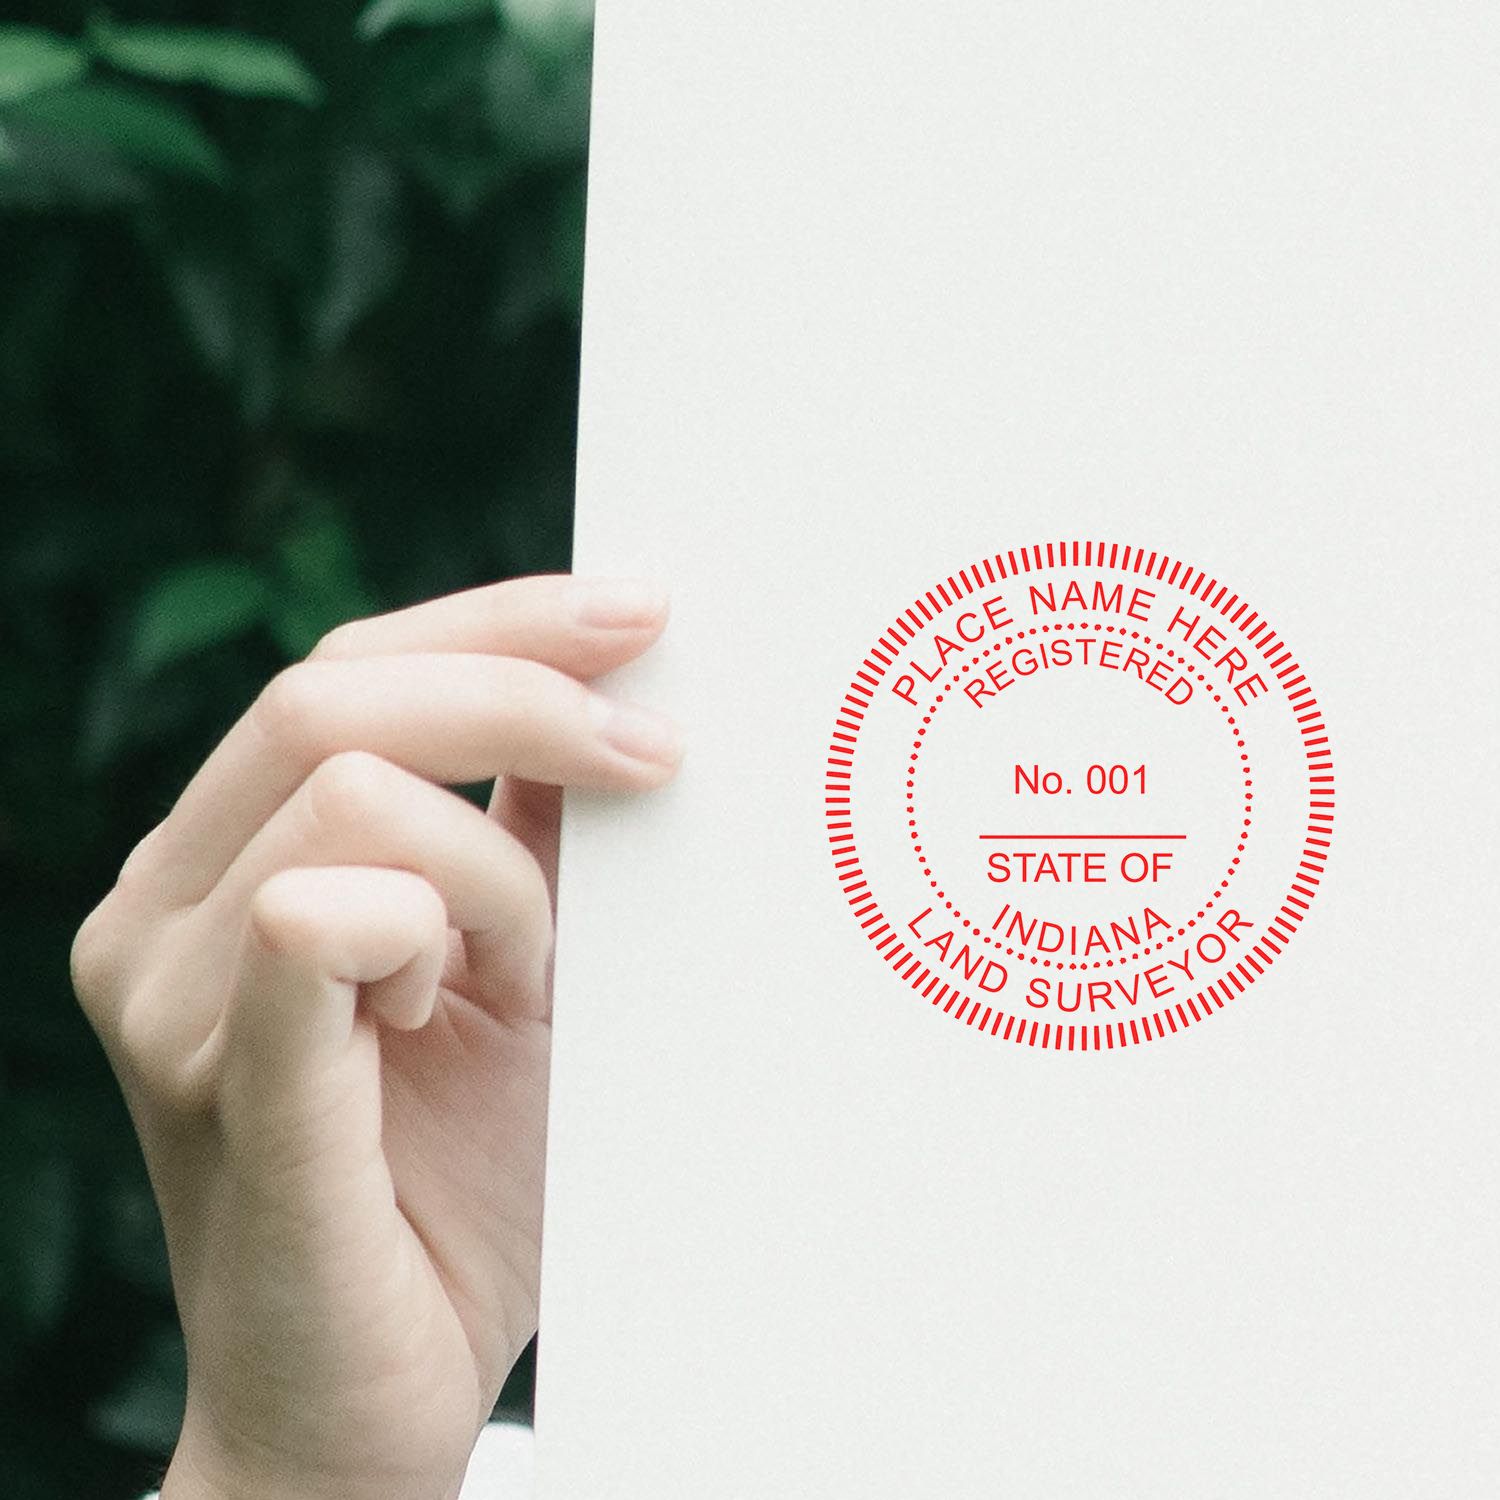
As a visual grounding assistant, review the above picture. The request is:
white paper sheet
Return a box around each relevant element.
[535,5,1499,1494]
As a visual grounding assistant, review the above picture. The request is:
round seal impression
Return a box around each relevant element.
[825,541,1335,1050]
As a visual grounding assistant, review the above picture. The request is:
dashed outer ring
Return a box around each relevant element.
[824,540,1336,1052]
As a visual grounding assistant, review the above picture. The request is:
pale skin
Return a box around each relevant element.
[67,574,682,1500]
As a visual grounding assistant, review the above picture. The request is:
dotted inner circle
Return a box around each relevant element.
[905,624,1254,970]
[823,539,1336,1053]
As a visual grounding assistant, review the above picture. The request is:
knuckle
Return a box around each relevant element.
[253,662,331,756]
[246,869,323,957]
[113,823,164,898]
[68,899,120,1015]
[304,749,396,833]
[71,865,173,1055]
[306,620,358,661]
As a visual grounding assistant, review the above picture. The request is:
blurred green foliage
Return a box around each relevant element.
[1,1,591,1491]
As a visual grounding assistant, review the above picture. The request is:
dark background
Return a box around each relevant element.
[2,3,590,1491]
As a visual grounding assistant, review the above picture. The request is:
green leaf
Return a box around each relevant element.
[311,149,404,353]
[88,18,324,107]
[0,25,89,103]
[0,129,147,212]
[267,505,377,658]
[163,255,239,380]
[128,560,271,677]
[76,645,211,773]
[501,0,592,59]
[357,0,498,42]
[482,30,591,166]
[6,79,229,183]
[163,256,281,423]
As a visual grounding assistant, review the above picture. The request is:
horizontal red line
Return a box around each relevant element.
[977,834,1189,841]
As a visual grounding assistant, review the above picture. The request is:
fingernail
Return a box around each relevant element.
[570,577,668,629]
[592,696,684,766]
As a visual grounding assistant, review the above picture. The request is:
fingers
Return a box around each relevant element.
[113,571,675,911]
[197,750,554,1017]
[223,865,448,1105]
[310,573,668,680]
[313,574,633,909]
[138,650,682,909]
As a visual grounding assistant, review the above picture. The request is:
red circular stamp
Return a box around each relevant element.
[825,541,1335,1051]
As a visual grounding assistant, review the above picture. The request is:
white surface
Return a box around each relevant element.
[456,1420,535,1499]
[535,4,1500,1495]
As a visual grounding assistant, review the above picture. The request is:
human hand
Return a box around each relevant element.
[69,575,680,1500]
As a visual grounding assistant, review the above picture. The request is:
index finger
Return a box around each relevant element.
[309,572,667,676]
[119,578,678,909]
